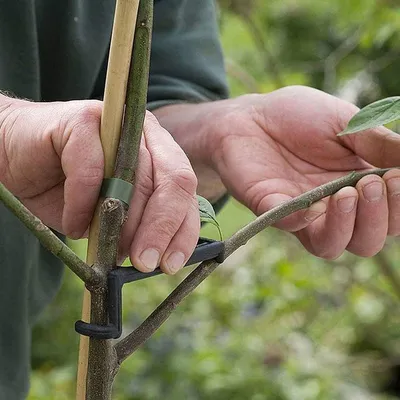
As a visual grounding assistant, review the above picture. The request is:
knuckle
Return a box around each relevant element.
[168,168,198,197]
[70,102,102,132]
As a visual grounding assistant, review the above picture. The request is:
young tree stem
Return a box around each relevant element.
[75,1,140,398]
[86,0,153,397]
[86,199,125,400]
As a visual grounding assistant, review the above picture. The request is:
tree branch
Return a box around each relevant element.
[0,182,100,286]
[223,168,393,258]
[115,167,396,363]
[115,258,219,363]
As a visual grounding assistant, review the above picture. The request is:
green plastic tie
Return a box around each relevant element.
[100,178,134,206]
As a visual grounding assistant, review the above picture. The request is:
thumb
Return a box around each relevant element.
[256,193,327,232]
[337,100,400,168]
[341,126,400,168]
[58,102,104,238]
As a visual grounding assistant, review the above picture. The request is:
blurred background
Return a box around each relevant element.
[28,1,400,399]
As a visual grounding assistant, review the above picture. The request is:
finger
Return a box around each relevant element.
[346,175,388,256]
[256,193,327,232]
[22,182,65,232]
[295,187,358,259]
[336,100,400,168]
[118,137,153,260]
[129,173,197,272]
[160,198,200,275]
[384,169,400,236]
[143,112,198,183]
[61,102,104,238]
[129,112,198,272]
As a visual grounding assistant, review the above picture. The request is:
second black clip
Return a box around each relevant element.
[75,238,225,339]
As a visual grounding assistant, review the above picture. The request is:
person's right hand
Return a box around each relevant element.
[0,95,200,274]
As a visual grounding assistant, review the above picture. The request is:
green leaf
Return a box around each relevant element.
[197,195,223,240]
[338,96,400,136]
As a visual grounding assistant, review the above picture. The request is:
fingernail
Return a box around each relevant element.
[166,252,185,274]
[139,248,160,272]
[305,201,326,222]
[338,197,356,213]
[363,182,384,201]
[387,178,400,196]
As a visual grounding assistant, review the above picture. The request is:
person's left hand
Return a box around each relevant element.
[208,86,400,258]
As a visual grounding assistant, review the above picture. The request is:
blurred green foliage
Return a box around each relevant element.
[29,1,400,399]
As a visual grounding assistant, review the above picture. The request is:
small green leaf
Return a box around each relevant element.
[338,96,400,136]
[197,195,223,240]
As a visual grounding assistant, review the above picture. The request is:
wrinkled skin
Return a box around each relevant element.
[2,85,399,277]
[0,97,199,275]
[204,86,400,258]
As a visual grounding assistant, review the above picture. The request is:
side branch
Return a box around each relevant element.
[115,258,218,363]
[223,168,394,257]
[115,167,396,363]
[0,182,100,285]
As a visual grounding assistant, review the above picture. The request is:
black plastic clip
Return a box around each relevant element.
[75,238,225,339]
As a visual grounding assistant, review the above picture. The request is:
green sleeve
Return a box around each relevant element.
[91,0,229,108]
[148,0,230,212]
[147,0,229,110]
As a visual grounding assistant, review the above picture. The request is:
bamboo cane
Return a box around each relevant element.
[75,1,140,398]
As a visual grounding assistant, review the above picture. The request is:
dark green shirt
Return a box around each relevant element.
[0,0,228,398]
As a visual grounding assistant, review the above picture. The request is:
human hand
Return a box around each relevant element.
[208,86,400,258]
[0,95,199,274]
